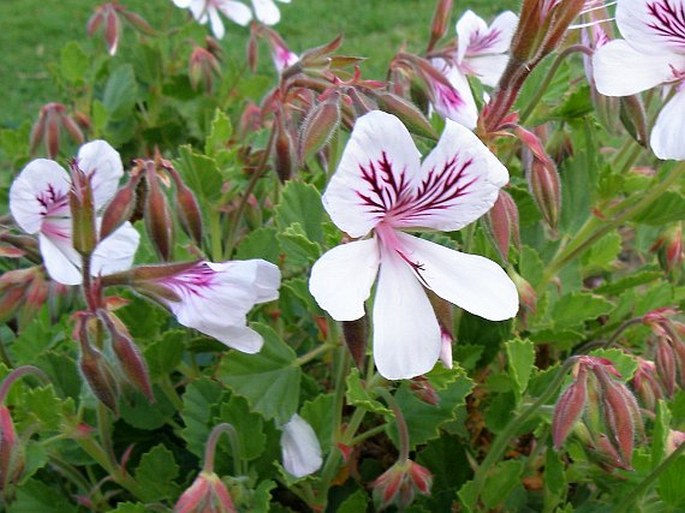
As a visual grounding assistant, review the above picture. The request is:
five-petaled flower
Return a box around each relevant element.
[136,259,280,353]
[9,141,139,286]
[280,414,323,478]
[172,0,252,39]
[592,0,685,159]
[431,10,518,129]
[309,111,518,380]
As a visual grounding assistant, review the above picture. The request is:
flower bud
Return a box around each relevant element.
[69,161,97,257]
[666,430,685,457]
[166,167,203,246]
[30,103,84,158]
[509,271,537,326]
[101,312,154,403]
[174,471,236,513]
[523,147,561,231]
[298,35,343,72]
[75,314,119,412]
[0,405,24,491]
[280,414,323,478]
[342,316,368,371]
[651,224,683,275]
[486,189,520,261]
[655,337,677,396]
[427,0,453,52]
[299,91,341,163]
[552,366,588,449]
[17,268,49,329]
[619,95,649,147]
[144,167,174,261]
[373,91,437,140]
[373,460,433,511]
[410,376,440,406]
[189,46,222,93]
[273,112,297,182]
[100,171,142,241]
[631,358,663,411]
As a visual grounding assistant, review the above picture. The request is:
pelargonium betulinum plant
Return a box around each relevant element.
[3,0,685,511]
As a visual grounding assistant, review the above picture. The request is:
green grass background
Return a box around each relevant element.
[0,0,517,128]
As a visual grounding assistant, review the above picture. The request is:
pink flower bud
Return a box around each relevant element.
[0,405,24,491]
[100,171,141,241]
[166,166,204,246]
[273,112,297,182]
[486,189,520,261]
[373,91,438,140]
[651,224,683,275]
[189,46,222,93]
[174,471,236,513]
[631,358,663,411]
[655,337,677,396]
[144,167,174,261]
[373,460,432,511]
[552,366,588,448]
[410,376,440,406]
[523,146,561,231]
[30,103,84,159]
[427,0,453,52]
[298,35,343,72]
[104,5,121,56]
[298,91,341,163]
[666,430,685,457]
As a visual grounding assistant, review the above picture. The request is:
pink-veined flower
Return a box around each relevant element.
[592,0,685,159]
[250,0,290,25]
[309,111,518,380]
[280,414,322,478]
[431,10,518,128]
[172,0,252,39]
[139,259,280,353]
[9,141,139,286]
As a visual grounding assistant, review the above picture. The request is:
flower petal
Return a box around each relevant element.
[457,10,517,63]
[251,0,280,24]
[398,233,519,321]
[216,0,253,26]
[651,86,685,159]
[617,0,685,55]
[91,221,140,277]
[172,0,192,7]
[77,140,124,210]
[281,414,323,478]
[593,39,682,96]
[372,247,441,380]
[9,159,71,234]
[465,53,509,87]
[322,111,421,237]
[456,10,488,63]
[39,228,82,285]
[208,6,226,38]
[391,119,508,231]
[431,63,478,129]
[309,238,379,321]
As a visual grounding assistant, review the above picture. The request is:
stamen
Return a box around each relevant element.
[569,17,615,30]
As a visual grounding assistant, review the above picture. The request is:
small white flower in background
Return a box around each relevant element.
[9,141,139,285]
[250,0,291,25]
[280,414,322,478]
[142,259,280,353]
[309,111,518,380]
[592,0,685,160]
[431,10,518,129]
[172,0,252,39]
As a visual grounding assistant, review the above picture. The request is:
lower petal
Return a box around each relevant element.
[208,7,226,39]
[39,232,82,285]
[216,0,253,26]
[91,221,139,277]
[309,238,379,321]
[251,0,280,25]
[651,86,685,160]
[372,249,441,380]
[399,233,518,321]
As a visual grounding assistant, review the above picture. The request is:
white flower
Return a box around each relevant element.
[148,259,280,353]
[431,10,518,128]
[280,414,322,478]
[172,0,252,39]
[309,111,518,380]
[592,0,685,160]
[9,141,139,285]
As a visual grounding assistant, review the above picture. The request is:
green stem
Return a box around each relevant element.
[160,375,184,411]
[203,422,243,476]
[472,358,576,500]
[615,441,685,513]
[0,365,50,403]
[541,162,685,288]
[376,388,410,462]
[295,343,336,367]
[209,210,223,262]
[519,44,592,123]
[350,423,387,445]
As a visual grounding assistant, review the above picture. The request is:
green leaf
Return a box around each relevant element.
[145,330,185,377]
[658,453,685,506]
[301,393,335,454]
[134,444,180,502]
[119,385,177,430]
[338,488,369,513]
[582,231,621,271]
[60,41,88,83]
[246,480,276,513]
[551,292,614,329]
[36,352,81,402]
[109,503,148,513]
[181,377,225,457]
[103,64,138,121]
[8,479,78,513]
[117,295,166,340]
[275,182,324,243]
[481,459,525,509]
[277,222,322,268]
[634,191,685,225]
[217,395,266,461]
[218,323,300,423]
[236,226,281,264]
[652,400,671,468]
[346,368,391,416]
[595,270,662,295]
[505,338,536,398]
[21,385,69,432]
[389,366,473,449]
[176,145,224,203]
[588,348,638,380]
[205,109,232,157]
[544,448,566,510]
